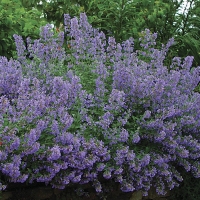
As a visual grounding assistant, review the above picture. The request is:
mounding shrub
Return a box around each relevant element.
[0,13,200,196]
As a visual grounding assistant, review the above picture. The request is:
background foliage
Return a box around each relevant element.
[0,0,47,58]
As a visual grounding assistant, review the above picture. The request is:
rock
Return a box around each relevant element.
[130,191,143,200]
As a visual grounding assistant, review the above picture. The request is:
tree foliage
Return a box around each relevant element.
[174,0,200,67]
[0,0,47,58]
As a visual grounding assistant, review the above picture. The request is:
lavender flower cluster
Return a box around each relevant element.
[0,13,200,196]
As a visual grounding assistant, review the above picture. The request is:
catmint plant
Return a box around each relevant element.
[0,12,200,197]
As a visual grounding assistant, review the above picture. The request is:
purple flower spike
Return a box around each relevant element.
[48,145,61,161]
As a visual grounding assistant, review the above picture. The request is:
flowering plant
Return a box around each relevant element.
[0,13,200,196]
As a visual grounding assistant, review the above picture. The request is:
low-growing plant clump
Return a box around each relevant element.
[0,13,200,197]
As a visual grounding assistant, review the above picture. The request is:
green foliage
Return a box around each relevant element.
[21,0,84,27]
[0,0,47,58]
[170,0,200,67]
